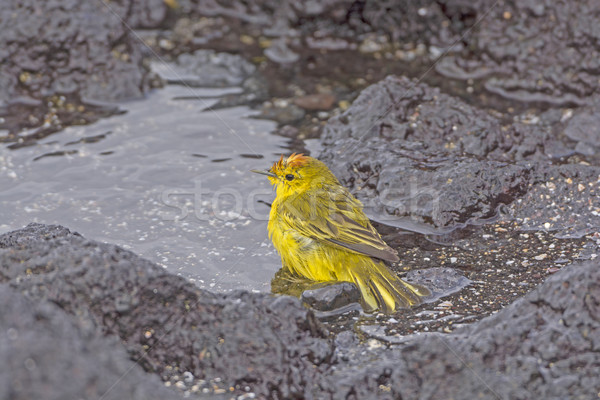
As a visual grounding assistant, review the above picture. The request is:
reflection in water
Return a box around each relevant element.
[0,85,290,292]
[270,267,321,299]
[271,268,307,298]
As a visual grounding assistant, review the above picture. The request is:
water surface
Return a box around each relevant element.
[0,85,288,292]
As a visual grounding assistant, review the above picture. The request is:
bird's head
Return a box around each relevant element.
[252,153,338,196]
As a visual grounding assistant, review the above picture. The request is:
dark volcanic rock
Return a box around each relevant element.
[2,223,598,399]
[327,144,532,228]
[320,76,562,162]
[152,49,257,87]
[324,260,600,400]
[561,98,600,159]
[435,0,600,105]
[128,0,170,28]
[187,0,452,43]
[0,284,180,400]
[319,76,600,232]
[0,223,334,399]
[506,163,600,238]
[0,0,149,105]
[318,76,536,228]
[302,282,361,311]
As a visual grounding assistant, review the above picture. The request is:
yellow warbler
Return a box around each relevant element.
[252,153,429,313]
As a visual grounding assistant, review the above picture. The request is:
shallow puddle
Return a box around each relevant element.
[0,85,290,292]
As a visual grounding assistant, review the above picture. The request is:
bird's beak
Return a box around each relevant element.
[251,169,277,178]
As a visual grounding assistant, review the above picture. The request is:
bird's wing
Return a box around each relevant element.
[278,186,399,262]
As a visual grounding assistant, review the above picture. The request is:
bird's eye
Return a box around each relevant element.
[285,174,295,181]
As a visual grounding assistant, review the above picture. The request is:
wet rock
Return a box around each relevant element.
[0,94,123,148]
[259,99,306,124]
[435,0,600,105]
[208,74,271,110]
[323,260,600,399]
[306,36,354,51]
[321,76,563,162]
[169,16,229,50]
[563,102,600,158]
[318,76,542,227]
[190,0,452,44]
[0,0,157,144]
[405,266,471,303]
[128,0,170,28]
[2,223,597,399]
[506,163,600,238]
[152,49,256,87]
[1,223,334,399]
[0,285,180,400]
[302,282,361,311]
[275,124,300,138]
[0,0,150,105]
[264,38,300,64]
[319,76,600,231]
[345,150,530,228]
[565,111,600,147]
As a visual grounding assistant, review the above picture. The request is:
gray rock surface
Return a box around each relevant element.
[184,0,600,108]
[2,223,599,399]
[0,284,180,400]
[186,0,451,42]
[152,49,257,87]
[0,0,150,105]
[435,0,600,105]
[320,76,561,162]
[319,76,600,234]
[325,260,600,400]
[302,282,361,311]
[0,223,333,399]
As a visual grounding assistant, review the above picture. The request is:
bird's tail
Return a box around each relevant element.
[348,260,430,313]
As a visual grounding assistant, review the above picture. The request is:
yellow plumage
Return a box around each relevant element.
[252,154,429,313]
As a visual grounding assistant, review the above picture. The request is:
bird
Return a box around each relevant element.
[252,153,429,313]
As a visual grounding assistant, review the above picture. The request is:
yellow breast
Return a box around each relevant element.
[268,202,338,281]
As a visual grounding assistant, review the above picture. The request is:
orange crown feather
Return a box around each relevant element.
[270,153,309,173]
